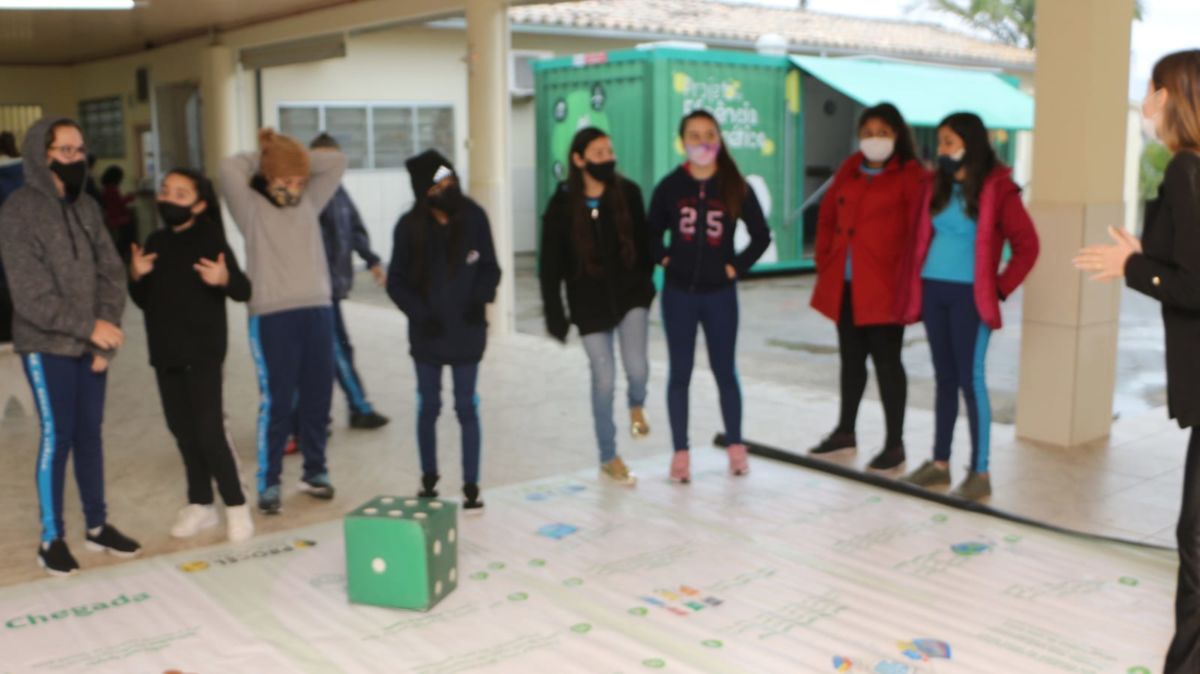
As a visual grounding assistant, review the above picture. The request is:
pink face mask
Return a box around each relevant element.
[685,141,721,168]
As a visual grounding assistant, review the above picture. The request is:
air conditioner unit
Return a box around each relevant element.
[511,51,550,98]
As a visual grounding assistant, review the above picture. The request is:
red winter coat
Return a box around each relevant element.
[898,166,1040,330]
[811,153,928,326]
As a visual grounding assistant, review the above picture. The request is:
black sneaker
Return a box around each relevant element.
[867,444,907,473]
[419,474,440,499]
[350,411,390,430]
[463,483,485,514]
[37,539,80,577]
[84,524,142,558]
[809,431,857,457]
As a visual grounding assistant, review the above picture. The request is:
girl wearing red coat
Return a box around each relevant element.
[898,112,1039,501]
[809,103,928,474]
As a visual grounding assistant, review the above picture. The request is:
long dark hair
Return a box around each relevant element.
[566,127,635,278]
[930,112,998,220]
[678,110,747,223]
[407,190,464,298]
[164,167,226,242]
[857,102,917,165]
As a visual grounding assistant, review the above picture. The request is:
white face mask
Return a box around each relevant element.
[859,137,895,163]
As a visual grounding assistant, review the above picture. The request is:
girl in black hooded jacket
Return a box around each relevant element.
[540,127,656,486]
[388,150,501,512]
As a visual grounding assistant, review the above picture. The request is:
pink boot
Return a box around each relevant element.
[728,443,750,476]
[670,451,691,484]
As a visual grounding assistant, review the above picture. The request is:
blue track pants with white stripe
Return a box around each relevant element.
[332,299,375,416]
[922,280,993,473]
[249,306,334,493]
[21,353,108,543]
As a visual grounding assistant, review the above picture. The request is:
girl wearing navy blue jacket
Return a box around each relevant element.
[387,150,501,512]
[648,110,772,483]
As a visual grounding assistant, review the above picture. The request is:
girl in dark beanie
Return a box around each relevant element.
[388,150,501,512]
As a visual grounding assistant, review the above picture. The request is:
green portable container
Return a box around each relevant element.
[344,495,459,612]
[534,47,807,273]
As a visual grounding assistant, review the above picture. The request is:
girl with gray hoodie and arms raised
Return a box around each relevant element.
[0,116,142,577]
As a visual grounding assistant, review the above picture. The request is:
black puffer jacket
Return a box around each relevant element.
[539,177,655,338]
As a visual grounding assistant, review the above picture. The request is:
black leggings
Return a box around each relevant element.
[835,285,906,448]
[1167,427,1200,673]
[155,365,246,507]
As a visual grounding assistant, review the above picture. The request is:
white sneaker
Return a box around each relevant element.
[170,504,218,538]
[225,505,255,543]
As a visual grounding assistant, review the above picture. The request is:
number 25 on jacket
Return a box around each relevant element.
[679,206,723,244]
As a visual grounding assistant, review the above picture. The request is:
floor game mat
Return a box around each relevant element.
[0,450,1176,673]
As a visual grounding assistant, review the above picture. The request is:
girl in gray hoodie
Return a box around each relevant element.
[0,116,142,577]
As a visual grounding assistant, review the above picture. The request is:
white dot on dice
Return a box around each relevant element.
[372,558,387,574]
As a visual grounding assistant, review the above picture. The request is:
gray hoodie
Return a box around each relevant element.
[219,150,347,317]
[0,117,125,359]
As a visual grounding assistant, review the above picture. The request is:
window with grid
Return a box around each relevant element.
[278,102,454,170]
[78,97,125,158]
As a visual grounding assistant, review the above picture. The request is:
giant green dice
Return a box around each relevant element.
[344,496,459,611]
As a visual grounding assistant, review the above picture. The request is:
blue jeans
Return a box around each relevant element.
[661,284,742,451]
[249,307,335,492]
[922,280,993,472]
[22,353,108,542]
[580,307,650,464]
[414,360,481,484]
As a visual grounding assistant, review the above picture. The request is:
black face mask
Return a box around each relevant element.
[49,160,87,201]
[584,160,617,184]
[937,154,965,176]
[428,184,464,216]
[158,201,197,229]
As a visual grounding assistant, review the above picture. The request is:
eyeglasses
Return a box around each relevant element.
[48,145,87,160]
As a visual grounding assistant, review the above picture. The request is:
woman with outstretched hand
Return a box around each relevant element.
[1074,50,1200,674]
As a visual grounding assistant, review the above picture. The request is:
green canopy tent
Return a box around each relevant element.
[789,55,1034,131]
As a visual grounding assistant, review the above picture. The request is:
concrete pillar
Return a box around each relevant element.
[1014,0,1135,447]
[465,0,514,334]
[200,45,240,174]
[201,45,251,255]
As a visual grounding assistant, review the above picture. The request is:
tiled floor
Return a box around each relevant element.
[0,277,1188,587]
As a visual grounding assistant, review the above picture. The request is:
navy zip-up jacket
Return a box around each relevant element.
[648,164,771,292]
[387,197,502,365]
[320,186,381,300]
